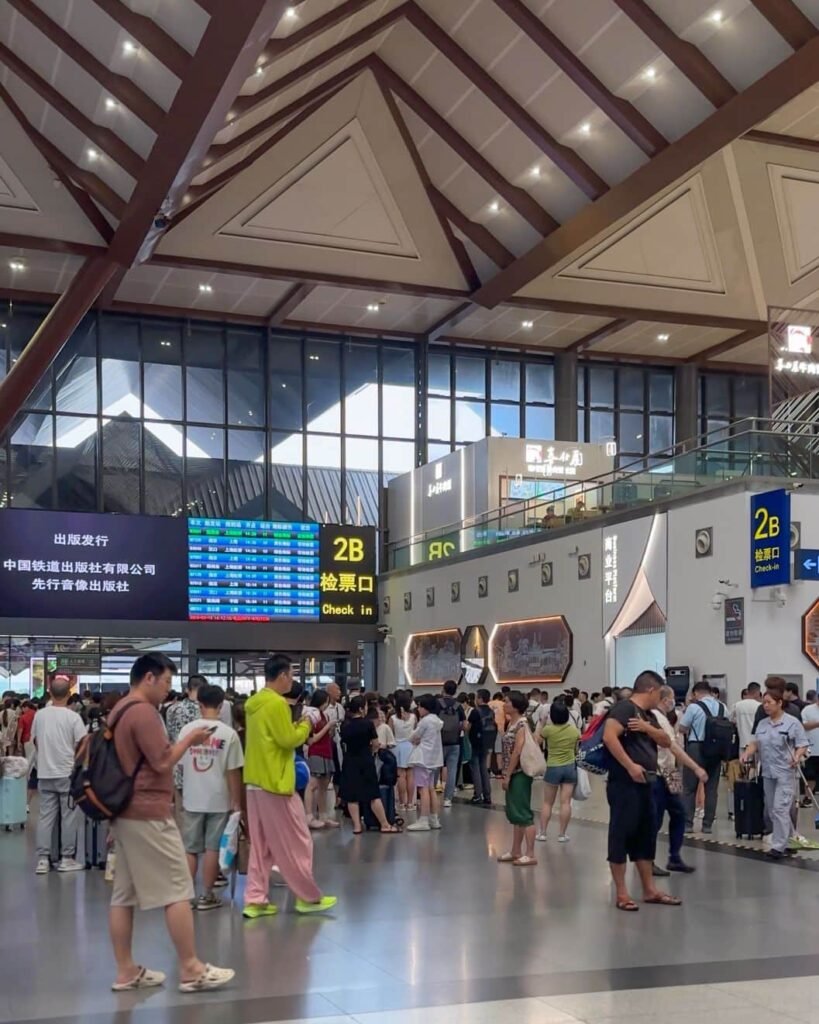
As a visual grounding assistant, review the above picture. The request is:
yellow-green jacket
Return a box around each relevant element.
[243,688,310,794]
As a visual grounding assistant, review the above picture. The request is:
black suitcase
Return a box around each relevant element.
[734,778,765,839]
[85,818,109,869]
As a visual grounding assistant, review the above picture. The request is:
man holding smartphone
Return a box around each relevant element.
[603,671,682,912]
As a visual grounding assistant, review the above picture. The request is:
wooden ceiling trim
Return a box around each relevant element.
[426,302,480,343]
[686,328,763,362]
[0,41,143,178]
[7,0,165,133]
[471,35,819,309]
[260,0,383,64]
[612,0,736,108]
[492,0,667,157]
[372,57,558,236]
[565,317,635,353]
[749,0,816,49]
[281,318,420,341]
[267,282,315,325]
[88,0,192,79]
[428,186,515,269]
[108,1,290,268]
[405,4,608,200]
[743,128,819,153]
[0,233,105,257]
[504,297,766,333]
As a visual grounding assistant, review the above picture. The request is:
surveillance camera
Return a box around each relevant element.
[153,214,169,230]
[711,593,723,611]
[377,624,392,636]
[790,482,804,491]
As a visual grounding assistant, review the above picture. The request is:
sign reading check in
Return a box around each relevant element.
[750,489,790,588]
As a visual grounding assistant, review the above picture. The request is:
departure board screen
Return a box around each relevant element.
[188,518,320,622]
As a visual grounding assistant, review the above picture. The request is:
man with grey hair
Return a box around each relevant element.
[32,673,87,875]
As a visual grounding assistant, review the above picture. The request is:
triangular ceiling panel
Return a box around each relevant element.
[769,164,819,285]
[158,71,470,290]
[0,101,106,244]
[558,175,725,293]
[220,122,417,257]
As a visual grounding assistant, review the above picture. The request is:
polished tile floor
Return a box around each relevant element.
[3,777,819,1024]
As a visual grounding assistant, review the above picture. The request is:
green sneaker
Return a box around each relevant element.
[242,903,278,920]
[294,895,338,915]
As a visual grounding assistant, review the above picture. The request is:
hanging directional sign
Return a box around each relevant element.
[795,549,819,581]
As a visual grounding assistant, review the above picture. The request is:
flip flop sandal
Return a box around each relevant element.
[616,899,640,912]
[513,856,537,867]
[352,829,363,835]
[497,852,517,862]
[308,820,326,831]
[644,894,682,906]
[112,967,166,991]
[178,964,235,993]
[380,825,401,833]
[322,820,341,829]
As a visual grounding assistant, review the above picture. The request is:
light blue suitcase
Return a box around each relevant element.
[0,776,27,829]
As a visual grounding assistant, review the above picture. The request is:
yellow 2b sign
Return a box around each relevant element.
[332,536,365,562]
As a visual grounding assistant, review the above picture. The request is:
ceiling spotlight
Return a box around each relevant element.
[366,303,380,313]
[530,166,541,178]
[285,5,298,17]
[255,65,265,76]
[122,39,138,55]
[160,339,171,347]
[104,97,118,111]
[657,333,670,342]
[86,147,99,162]
[309,354,320,361]
[489,200,500,214]
[580,122,591,135]
[9,260,25,272]
[0,322,6,329]
[521,320,534,329]
[281,382,287,388]
[643,67,656,81]
[198,283,213,294]
[709,10,723,24]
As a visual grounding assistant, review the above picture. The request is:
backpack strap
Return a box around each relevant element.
[695,700,714,719]
[107,700,146,777]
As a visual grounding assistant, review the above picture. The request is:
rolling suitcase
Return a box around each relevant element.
[0,776,26,830]
[734,766,765,839]
[84,817,109,869]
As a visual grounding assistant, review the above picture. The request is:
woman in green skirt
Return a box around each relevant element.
[498,691,537,866]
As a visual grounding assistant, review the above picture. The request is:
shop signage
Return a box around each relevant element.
[723,597,744,645]
[750,489,790,588]
[48,652,102,675]
[525,443,584,479]
[773,324,819,376]
[426,461,452,497]
[795,548,819,581]
[604,534,619,604]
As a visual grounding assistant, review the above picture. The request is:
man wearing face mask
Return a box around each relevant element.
[650,686,707,878]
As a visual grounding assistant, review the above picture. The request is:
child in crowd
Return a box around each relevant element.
[407,694,444,832]
[178,684,244,911]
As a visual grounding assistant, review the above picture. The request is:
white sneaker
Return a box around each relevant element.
[57,858,85,873]
[430,815,442,830]
[407,817,431,832]
[35,857,50,875]
[443,799,452,808]
[694,807,705,820]
[557,834,570,843]
[535,833,548,842]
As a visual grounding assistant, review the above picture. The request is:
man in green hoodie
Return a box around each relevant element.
[242,653,337,919]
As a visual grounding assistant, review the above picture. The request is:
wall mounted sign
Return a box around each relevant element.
[317,525,378,623]
[404,628,463,687]
[795,548,819,581]
[603,534,618,604]
[508,569,519,593]
[424,534,459,561]
[426,460,453,497]
[750,489,790,588]
[489,615,573,685]
[541,562,553,587]
[803,599,819,671]
[525,443,584,479]
[723,597,744,645]
[461,625,489,687]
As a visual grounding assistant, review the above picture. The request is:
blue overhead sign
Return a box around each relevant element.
[751,489,790,588]
[796,549,819,581]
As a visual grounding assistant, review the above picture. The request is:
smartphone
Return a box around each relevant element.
[206,725,218,735]
[643,770,658,785]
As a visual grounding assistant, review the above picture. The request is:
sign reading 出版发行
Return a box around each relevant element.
[750,489,790,589]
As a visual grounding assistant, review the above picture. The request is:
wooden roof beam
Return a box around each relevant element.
[267,283,315,326]
[492,0,667,157]
[749,0,816,49]
[426,302,479,344]
[88,0,192,79]
[566,318,634,353]
[428,186,515,269]
[259,0,382,64]
[686,329,763,363]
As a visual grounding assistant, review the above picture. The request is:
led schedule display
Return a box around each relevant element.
[188,518,320,622]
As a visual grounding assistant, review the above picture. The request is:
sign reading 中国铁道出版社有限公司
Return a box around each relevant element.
[750,489,790,589]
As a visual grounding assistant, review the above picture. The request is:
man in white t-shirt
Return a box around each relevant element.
[32,675,88,875]
[801,690,819,801]
[594,687,615,717]
[178,684,244,911]
[731,682,762,751]
[324,682,346,802]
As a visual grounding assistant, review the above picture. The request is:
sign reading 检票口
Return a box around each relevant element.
[750,489,790,589]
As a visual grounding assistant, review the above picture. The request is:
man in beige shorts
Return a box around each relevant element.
[108,653,234,994]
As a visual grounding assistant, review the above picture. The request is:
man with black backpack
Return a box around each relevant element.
[467,689,496,807]
[437,679,465,809]
[679,680,733,834]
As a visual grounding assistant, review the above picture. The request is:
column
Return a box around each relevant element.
[674,364,699,450]
[554,351,578,442]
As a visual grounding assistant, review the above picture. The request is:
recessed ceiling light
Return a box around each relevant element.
[86,147,99,162]
[709,10,723,23]
[309,354,320,361]
[0,322,6,329]
[160,339,171,347]
[248,410,254,417]
[580,122,591,135]
[255,65,265,76]
[643,67,656,81]
[9,260,25,272]
[198,283,213,294]
[104,97,118,111]
[285,5,298,17]
[366,303,380,313]
[489,200,500,214]
[530,166,541,178]
[281,382,287,388]
[122,40,138,55]
[521,320,534,329]
[657,333,670,342]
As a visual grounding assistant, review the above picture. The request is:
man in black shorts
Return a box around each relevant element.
[603,670,682,912]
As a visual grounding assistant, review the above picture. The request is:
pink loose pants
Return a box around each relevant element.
[244,789,322,905]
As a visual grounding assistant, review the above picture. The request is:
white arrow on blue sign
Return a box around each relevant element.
[796,549,819,581]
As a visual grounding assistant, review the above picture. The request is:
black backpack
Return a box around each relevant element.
[695,700,735,763]
[69,701,144,821]
[477,704,497,750]
[439,698,462,746]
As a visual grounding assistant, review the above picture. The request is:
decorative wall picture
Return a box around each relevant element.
[508,569,519,593]
[426,586,435,608]
[461,625,489,687]
[695,526,713,558]
[404,628,463,687]
[383,596,390,616]
[541,561,553,587]
[478,575,488,598]
[803,599,819,670]
[578,554,591,580]
[489,615,573,685]
[451,581,460,603]
[404,592,412,611]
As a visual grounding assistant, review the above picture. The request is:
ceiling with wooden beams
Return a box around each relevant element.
[2,0,819,374]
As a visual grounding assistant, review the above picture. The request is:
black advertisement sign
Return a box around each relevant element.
[724,597,745,645]
[318,525,377,624]
[0,509,188,621]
